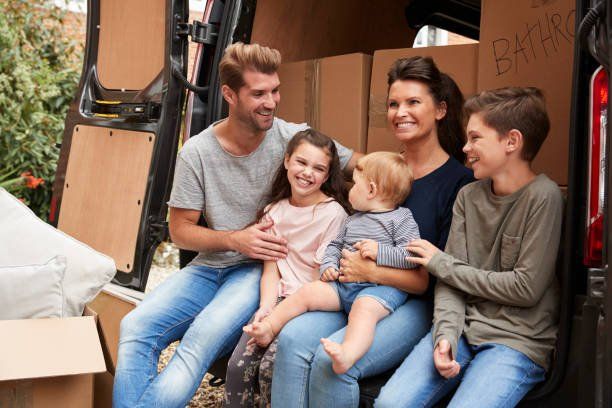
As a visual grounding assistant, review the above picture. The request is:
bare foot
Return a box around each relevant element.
[320,338,355,374]
[243,320,275,347]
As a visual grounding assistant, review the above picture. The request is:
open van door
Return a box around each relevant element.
[49,0,190,291]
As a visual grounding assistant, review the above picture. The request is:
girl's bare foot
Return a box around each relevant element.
[320,338,355,374]
[243,320,275,347]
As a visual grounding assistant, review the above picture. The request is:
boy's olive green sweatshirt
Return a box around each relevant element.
[428,174,563,370]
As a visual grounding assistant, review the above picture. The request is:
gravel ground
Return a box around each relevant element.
[148,242,226,408]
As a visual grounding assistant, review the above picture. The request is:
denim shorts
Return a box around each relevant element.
[328,281,408,314]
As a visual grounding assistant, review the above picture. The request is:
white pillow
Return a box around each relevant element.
[0,256,66,320]
[0,188,116,316]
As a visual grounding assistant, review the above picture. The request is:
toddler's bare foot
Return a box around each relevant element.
[320,338,356,374]
[243,320,275,347]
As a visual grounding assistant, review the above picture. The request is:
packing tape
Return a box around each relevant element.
[369,95,388,129]
[0,380,33,408]
[304,59,321,129]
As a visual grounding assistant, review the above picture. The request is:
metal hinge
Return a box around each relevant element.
[175,18,218,45]
[587,268,607,308]
[147,218,169,245]
[91,100,161,120]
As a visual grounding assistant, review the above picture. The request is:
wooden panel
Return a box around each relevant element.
[251,0,415,62]
[58,126,155,272]
[97,0,165,90]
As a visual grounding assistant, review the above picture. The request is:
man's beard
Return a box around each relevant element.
[235,105,275,132]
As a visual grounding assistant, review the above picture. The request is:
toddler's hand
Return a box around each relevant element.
[433,339,461,379]
[321,267,340,282]
[354,239,378,261]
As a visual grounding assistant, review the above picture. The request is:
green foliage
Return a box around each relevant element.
[0,0,81,220]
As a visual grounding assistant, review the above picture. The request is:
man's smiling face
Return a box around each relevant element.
[233,69,281,132]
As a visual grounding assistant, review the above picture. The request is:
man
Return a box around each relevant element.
[113,42,358,408]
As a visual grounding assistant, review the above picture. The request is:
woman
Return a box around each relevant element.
[270,56,474,407]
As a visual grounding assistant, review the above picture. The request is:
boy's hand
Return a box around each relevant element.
[433,339,461,379]
[321,267,340,282]
[406,239,440,267]
[354,239,378,261]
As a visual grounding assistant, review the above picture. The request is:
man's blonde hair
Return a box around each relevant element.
[355,152,413,206]
[219,42,282,92]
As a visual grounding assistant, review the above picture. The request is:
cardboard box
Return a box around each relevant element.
[251,0,415,63]
[477,0,575,185]
[366,44,479,153]
[0,316,106,407]
[277,53,372,152]
[88,286,139,374]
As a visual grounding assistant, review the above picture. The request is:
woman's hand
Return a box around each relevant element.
[338,249,377,284]
[406,239,440,267]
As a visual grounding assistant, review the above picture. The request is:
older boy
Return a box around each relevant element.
[113,43,357,408]
[375,87,563,408]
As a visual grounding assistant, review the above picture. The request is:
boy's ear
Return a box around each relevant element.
[368,181,378,198]
[505,129,523,154]
[435,101,448,121]
[221,84,237,106]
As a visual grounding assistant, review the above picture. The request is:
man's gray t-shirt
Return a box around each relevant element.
[167,117,353,267]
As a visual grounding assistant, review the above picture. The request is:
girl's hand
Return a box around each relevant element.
[406,239,440,267]
[354,239,378,261]
[253,305,273,322]
[338,249,376,284]
[320,267,340,282]
[433,339,461,379]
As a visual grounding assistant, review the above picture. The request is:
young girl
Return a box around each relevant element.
[224,128,351,408]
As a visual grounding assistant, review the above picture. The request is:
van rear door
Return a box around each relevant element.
[50,0,189,290]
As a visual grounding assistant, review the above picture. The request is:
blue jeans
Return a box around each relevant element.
[375,331,546,408]
[112,262,261,408]
[271,298,432,408]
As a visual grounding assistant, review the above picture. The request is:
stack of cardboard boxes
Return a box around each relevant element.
[269,0,574,186]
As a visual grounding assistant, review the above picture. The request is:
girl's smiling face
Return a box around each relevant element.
[284,141,331,206]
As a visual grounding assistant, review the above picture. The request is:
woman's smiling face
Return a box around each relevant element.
[386,79,446,146]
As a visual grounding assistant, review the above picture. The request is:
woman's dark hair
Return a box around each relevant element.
[387,56,466,163]
[256,128,352,221]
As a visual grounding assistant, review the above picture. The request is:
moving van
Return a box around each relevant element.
[50,0,611,406]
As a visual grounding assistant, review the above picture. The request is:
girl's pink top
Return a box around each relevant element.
[265,198,347,297]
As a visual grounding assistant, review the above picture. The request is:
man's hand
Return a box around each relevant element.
[433,339,461,379]
[229,218,288,261]
[320,267,340,282]
[406,239,440,267]
[354,239,378,261]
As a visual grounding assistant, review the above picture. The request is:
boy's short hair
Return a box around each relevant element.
[465,87,550,162]
[219,42,282,92]
[356,152,413,206]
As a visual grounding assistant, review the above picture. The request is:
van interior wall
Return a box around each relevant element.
[251,0,416,62]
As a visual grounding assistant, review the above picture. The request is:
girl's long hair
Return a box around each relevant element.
[256,128,351,221]
[387,56,467,163]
